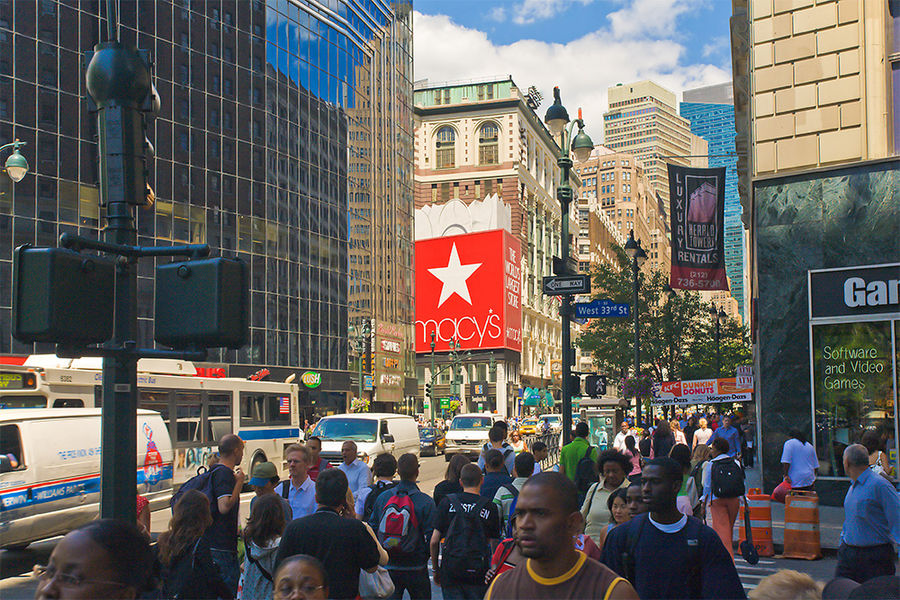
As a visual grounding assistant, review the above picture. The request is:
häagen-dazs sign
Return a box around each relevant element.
[809,263,900,319]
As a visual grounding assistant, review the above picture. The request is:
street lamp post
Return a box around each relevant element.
[544,87,593,446]
[429,331,436,423]
[349,320,371,404]
[624,229,647,426]
[664,284,676,380]
[1,139,29,182]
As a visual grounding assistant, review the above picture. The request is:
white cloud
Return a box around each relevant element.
[511,0,597,25]
[607,0,696,39]
[702,35,730,58]
[413,10,730,144]
[487,6,507,22]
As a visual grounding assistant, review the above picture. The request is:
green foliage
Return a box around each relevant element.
[577,243,750,382]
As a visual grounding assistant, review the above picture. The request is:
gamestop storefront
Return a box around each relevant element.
[808,264,899,482]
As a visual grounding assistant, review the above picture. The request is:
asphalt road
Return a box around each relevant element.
[0,454,452,599]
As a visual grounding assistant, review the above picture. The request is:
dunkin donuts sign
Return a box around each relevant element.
[415,230,522,353]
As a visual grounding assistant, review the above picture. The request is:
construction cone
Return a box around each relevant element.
[739,488,775,557]
[783,490,822,560]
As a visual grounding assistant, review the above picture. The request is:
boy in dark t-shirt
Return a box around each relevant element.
[600,458,745,599]
[431,463,501,599]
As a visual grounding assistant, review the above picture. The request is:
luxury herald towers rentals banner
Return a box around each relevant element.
[667,164,729,291]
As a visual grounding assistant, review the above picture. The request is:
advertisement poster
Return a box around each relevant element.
[667,164,729,291]
[651,377,753,406]
[415,229,522,353]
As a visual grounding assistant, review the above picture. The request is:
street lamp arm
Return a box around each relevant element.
[0,141,26,153]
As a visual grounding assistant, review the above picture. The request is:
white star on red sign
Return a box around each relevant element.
[428,243,482,307]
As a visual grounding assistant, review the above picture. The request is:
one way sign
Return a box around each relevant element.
[542,274,590,295]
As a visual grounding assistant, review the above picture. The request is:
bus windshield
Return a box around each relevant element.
[313,418,378,442]
[450,416,494,430]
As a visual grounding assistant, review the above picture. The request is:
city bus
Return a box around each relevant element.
[0,356,302,484]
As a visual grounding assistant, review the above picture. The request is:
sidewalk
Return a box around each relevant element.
[738,467,843,551]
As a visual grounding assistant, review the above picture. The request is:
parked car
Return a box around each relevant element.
[419,426,445,456]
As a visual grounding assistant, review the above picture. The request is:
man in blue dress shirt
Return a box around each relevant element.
[339,440,373,503]
[707,415,742,460]
[275,443,317,520]
[836,444,900,583]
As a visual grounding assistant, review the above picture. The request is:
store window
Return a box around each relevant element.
[808,264,899,479]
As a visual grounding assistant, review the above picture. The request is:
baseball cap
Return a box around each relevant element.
[249,461,278,487]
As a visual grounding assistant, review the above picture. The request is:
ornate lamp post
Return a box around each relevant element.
[544,87,593,445]
[624,229,647,425]
[709,305,726,377]
[349,320,371,404]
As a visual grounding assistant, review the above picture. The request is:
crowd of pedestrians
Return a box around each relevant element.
[31,418,899,600]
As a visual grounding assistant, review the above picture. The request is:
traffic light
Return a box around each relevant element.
[585,375,607,398]
[568,374,581,397]
[425,382,432,398]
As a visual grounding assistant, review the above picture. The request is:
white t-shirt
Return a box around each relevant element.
[780,438,818,487]
[693,428,713,446]
[613,430,635,451]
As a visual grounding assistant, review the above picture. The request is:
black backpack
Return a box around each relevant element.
[481,445,515,477]
[441,495,490,583]
[574,445,598,495]
[710,458,745,498]
[169,463,229,510]
[363,480,399,523]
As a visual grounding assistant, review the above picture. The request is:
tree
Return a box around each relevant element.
[578,243,750,383]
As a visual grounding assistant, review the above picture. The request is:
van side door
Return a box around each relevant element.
[379,420,396,457]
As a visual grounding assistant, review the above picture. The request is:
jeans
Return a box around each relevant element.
[442,582,487,600]
[387,567,432,600]
[836,543,897,583]
[209,548,240,598]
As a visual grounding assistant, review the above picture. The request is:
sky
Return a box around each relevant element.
[412,0,734,143]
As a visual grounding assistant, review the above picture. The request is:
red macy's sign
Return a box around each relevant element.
[415,230,522,353]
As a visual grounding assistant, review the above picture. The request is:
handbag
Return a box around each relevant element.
[772,480,792,503]
[359,566,394,599]
[739,496,759,565]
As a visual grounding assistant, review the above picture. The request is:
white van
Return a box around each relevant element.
[539,413,563,434]
[0,408,173,550]
[311,413,419,467]
[444,412,504,460]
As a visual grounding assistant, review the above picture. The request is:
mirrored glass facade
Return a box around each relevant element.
[0,0,413,395]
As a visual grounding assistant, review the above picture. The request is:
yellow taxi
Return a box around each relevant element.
[518,417,539,436]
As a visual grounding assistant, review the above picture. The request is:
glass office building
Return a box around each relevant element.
[680,83,746,323]
[0,0,414,416]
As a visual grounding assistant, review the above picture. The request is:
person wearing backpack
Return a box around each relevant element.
[430,463,501,600]
[477,425,516,476]
[581,450,631,539]
[239,493,286,600]
[480,449,513,501]
[275,444,317,521]
[356,452,399,522]
[701,437,744,559]
[203,433,245,596]
[368,453,436,600]
[600,458,745,599]
[559,422,598,483]
[492,452,535,538]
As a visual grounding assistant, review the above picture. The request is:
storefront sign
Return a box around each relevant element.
[652,377,753,406]
[415,230,522,352]
[809,263,900,319]
[300,371,322,388]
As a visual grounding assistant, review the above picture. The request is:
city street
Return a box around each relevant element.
[0,454,844,599]
[0,454,452,599]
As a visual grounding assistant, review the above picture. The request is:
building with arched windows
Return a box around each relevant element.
[412,76,585,417]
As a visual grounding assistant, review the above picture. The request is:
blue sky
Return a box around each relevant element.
[412,0,734,142]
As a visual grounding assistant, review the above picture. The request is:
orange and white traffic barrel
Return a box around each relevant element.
[783,490,822,560]
[739,488,775,557]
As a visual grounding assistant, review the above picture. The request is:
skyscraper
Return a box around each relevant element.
[603,81,707,209]
[680,82,745,322]
[0,0,413,416]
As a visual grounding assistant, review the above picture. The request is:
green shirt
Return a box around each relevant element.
[559,437,597,481]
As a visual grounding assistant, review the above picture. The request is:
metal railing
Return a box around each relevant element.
[522,431,562,471]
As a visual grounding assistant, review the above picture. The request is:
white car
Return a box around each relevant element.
[444,413,503,461]
[538,413,563,433]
